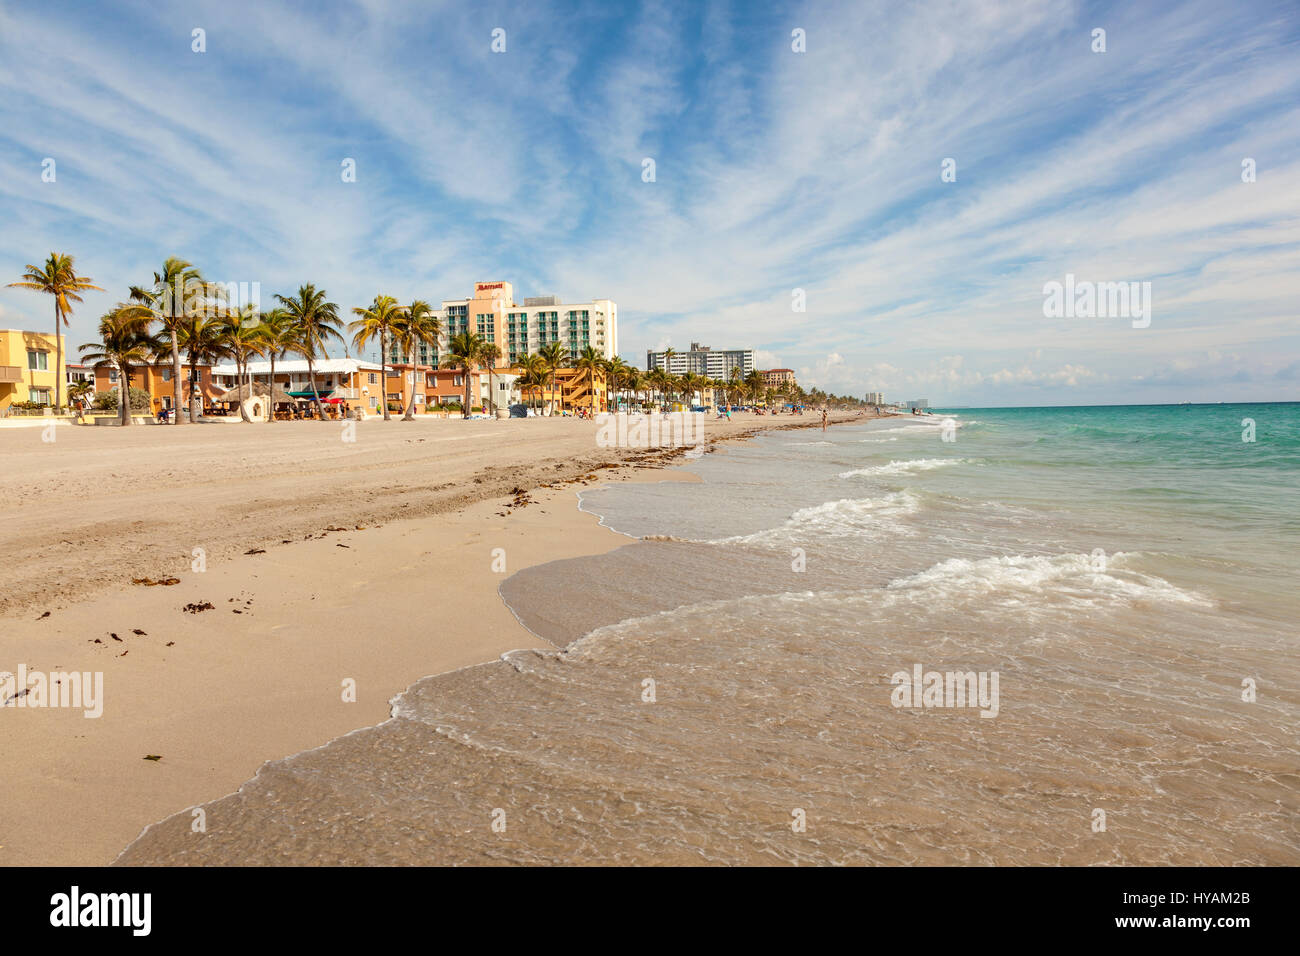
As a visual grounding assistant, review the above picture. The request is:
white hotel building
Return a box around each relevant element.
[646,342,754,379]
[387,281,618,369]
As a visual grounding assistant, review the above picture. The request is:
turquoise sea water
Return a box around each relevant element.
[118,403,1300,866]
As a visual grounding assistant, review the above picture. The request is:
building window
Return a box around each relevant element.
[162,368,172,381]
[109,369,119,383]
[27,350,48,371]
[368,373,377,384]
[29,388,51,405]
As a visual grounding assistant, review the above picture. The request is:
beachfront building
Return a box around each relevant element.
[373,363,522,414]
[0,328,64,412]
[66,363,96,388]
[211,358,383,412]
[520,367,609,413]
[760,368,796,388]
[646,342,754,379]
[383,282,619,371]
[865,391,885,405]
[92,362,224,416]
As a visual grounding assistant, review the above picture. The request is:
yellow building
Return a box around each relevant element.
[0,329,66,413]
[519,366,608,412]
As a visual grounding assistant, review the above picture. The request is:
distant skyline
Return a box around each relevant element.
[1,0,1297,405]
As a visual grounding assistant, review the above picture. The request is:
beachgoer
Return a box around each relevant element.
[821,407,828,431]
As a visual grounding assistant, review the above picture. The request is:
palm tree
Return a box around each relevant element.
[348,295,401,421]
[8,253,104,412]
[511,353,548,411]
[220,306,265,422]
[442,330,485,418]
[572,346,605,413]
[176,315,229,419]
[256,308,296,423]
[604,356,630,412]
[645,367,669,411]
[276,284,342,420]
[67,379,94,420]
[477,341,503,416]
[395,300,440,421]
[626,369,646,412]
[538,342,567,416]
[80,305,153,425]
[677,371,705,409]
[129,257,216,425]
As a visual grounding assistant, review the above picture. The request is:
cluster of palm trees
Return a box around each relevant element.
[78,262,351,426]
[10,250,869,427]
[589,356,810,413]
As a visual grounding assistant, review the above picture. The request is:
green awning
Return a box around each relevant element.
[287,390,327,398]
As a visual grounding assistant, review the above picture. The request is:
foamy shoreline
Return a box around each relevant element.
[0,410,873,866]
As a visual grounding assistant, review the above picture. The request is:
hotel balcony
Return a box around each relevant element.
[0,366,22,383]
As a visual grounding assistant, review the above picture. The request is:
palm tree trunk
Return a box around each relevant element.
[53,301,64,413]
[402,342,418,421]
[119,363,131,426]
[238,355,252,423]
[307,357,322,420]
[381,331,391,421]
[169,328,183,424]
[189,356,201,421]
[268,355,276,423]
[463,364,474,419]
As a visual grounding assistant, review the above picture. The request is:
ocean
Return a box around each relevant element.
[116,404,1300,865]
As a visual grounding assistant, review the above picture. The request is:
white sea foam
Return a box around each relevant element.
[872,423,945,434]
[715,489,922,545]
[839,458,967,478]
[884,552,1213,608]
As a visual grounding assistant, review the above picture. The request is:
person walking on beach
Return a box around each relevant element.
[821,406,828,431]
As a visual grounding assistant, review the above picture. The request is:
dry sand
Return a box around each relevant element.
[0,411,868,865]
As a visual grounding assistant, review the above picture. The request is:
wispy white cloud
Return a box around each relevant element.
[0,0,1296,402]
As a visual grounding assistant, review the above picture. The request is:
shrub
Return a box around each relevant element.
[93,387,151,411]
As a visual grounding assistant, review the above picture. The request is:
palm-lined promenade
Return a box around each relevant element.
[4,253,866,424]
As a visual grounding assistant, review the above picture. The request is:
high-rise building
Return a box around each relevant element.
[387,281,618,369]
[865,391,884,405]
[646,342,754,379]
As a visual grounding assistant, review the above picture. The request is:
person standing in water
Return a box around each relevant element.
[821,406,828,431]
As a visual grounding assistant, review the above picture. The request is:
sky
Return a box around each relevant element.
[0,0,1297,406]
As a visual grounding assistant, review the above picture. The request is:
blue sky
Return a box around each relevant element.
[1,0,1297,405]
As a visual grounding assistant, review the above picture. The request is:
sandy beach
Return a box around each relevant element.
[0,411,869,866]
